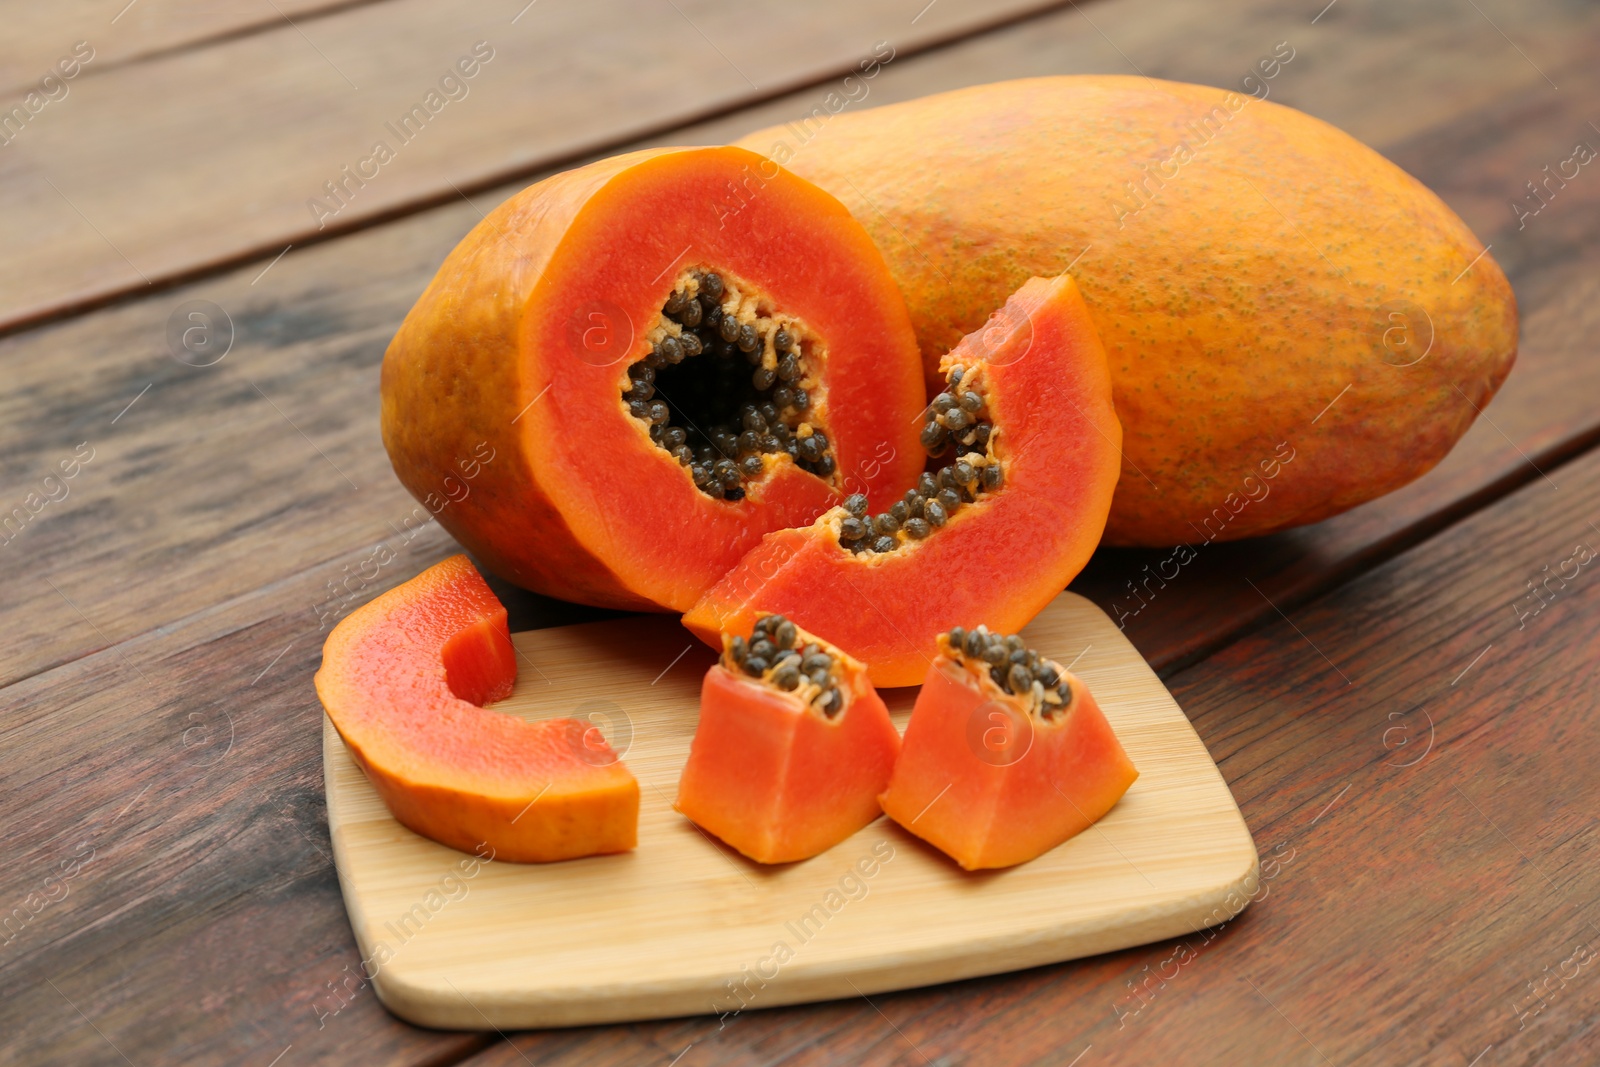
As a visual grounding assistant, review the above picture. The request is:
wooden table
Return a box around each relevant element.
[2,1,1595,1063]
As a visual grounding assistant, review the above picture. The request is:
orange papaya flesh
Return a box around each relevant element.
[381,146,926,613]
[879,629,1137,870]
[682,274,1121,687]
[675,615,901,864]
[315,555,639,863]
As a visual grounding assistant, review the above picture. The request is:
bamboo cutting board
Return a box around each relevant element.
[323,591,1258,1030]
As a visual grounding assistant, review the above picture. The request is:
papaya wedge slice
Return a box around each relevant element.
[315,555,639,863]
[675,614,900,864]
[880,626,1137,870]
[683,274,1121,686]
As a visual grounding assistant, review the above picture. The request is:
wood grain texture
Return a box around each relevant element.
[325,593,1256,1029]
[1,0,1597,1064]
[0,189,634,691]
[0,537,496,1067]
[0,0,386,96]
[460,379,1600,1067]
[2,0,1595,690]
[0,0,1072,334]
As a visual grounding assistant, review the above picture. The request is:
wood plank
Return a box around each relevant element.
[1,0,1595,693]
[0,537,495,1067]
[326,593,1254,1029]
[454,365,1600,1066]
[2,2,1597,1063]
[0,0,385,97]
[0,0,1071,334]
[27,445,1600,1066]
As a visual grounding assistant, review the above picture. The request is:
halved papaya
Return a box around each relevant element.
[682,274,1121,686]
[382,146,927,612]
[315,555,639,863]
[675,613,901,863]
[879,626,1137,870]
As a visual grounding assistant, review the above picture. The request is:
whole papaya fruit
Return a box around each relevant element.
[734,76,1518,545]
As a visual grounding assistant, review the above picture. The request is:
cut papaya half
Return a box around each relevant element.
[314,555,639,863]
[683,274,1121,686]
[879,626,1137,870]
[382,146,927,613]
[675,613,901,864]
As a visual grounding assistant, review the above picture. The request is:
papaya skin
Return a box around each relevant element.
[734,76,1519,545]
[382,146,926,611]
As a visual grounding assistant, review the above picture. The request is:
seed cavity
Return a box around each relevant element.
[939,625,1074,719]
[723,614,846,718]
[835,363,1004,556]
[625,269,835,499]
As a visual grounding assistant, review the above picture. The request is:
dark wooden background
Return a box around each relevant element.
[2,0,1596,1063]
